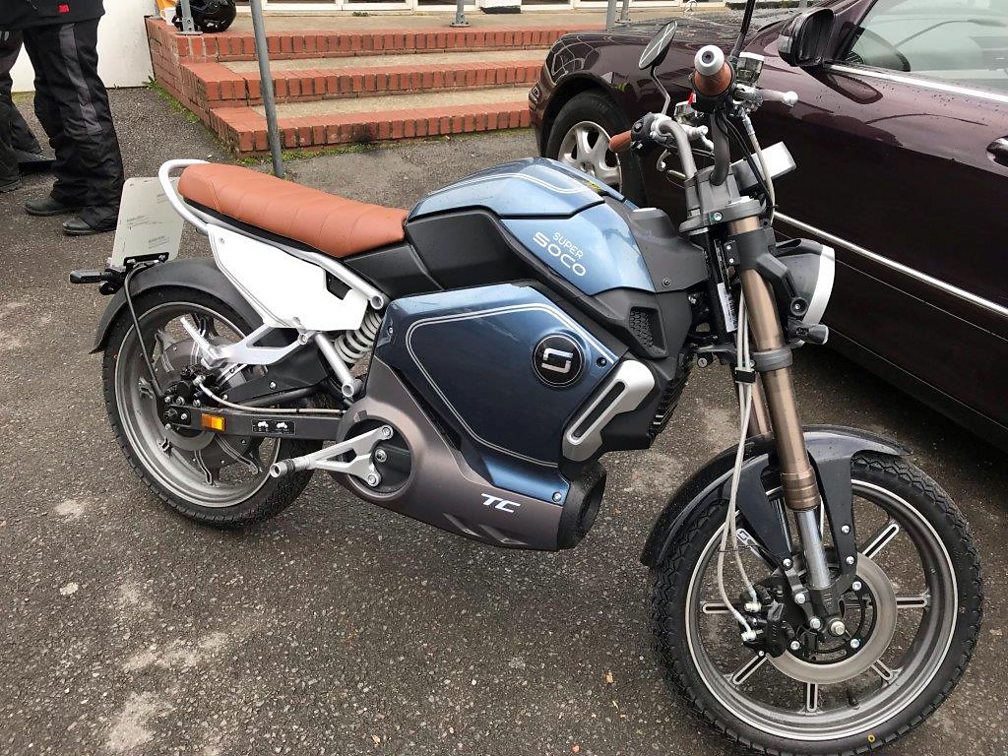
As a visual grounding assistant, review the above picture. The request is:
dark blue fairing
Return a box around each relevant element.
[374,283,624,502]
[407,158,655,297]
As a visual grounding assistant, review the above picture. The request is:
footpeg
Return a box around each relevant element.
[268,425,393,484]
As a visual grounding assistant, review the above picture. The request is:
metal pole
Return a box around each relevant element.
[178,0,198,35]
[248,0,285,178]
[451,0,469,28]
[605,0,618,31]
[617,0,631,26]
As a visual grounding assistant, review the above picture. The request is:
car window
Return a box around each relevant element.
[844,0,1008,92]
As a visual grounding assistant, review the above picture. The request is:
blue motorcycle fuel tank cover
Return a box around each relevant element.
[408,158,624,220]
[408,158,656,296]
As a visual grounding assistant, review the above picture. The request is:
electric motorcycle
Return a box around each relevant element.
[72,5,981,753]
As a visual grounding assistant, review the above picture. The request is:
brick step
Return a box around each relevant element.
[183,49,548,109]
[208,87,531,154]
[148,17,592,65]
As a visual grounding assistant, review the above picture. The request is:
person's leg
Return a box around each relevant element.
[51,19,124,231]
[0,31,24,188]
[21,25,89,210]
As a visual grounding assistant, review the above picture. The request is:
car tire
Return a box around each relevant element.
[545,90,647,205]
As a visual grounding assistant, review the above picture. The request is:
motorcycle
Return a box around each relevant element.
[72,2,981,753]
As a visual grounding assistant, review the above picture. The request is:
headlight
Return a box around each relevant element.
[778,241,835,327]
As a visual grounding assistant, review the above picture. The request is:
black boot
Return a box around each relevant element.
[25,196,83,216]
[63,216,116,236]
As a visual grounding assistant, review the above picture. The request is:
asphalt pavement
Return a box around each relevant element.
[0,88,1005,756]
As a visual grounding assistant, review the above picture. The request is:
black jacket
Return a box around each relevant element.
[0,0,104,30]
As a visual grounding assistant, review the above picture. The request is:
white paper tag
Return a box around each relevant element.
[717,281,738,333]
[110,177,184,268]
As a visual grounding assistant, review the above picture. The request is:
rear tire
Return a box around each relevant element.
[102,286,318,527]
[545,90,647,205]
[651,452,982,755]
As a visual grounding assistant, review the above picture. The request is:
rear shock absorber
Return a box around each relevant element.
[333,308,384,364]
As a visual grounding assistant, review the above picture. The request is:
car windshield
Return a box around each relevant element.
[846,0,1008,93]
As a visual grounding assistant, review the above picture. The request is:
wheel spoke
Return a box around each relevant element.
[594,161,621,186]
[137,376,155,400]
[575,126,593,158]
[193,450,217,486]
[871,660,899,684]
[895,592,931,610]
[804,682,820,713]
[218,437,263,475]
[701,601,731,615]
[154,328,178,373]
[862,520,900,559]
[729,652,767,687]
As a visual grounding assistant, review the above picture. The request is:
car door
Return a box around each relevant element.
[749,0,1008,445]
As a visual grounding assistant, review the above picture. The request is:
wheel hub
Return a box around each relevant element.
[769,555,897,684]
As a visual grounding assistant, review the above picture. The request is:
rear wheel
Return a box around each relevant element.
[651,453,982,755]
[102,287,318,526]
[546,90,647,204]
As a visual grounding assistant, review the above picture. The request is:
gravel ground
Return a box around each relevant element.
[0,84,1005,756]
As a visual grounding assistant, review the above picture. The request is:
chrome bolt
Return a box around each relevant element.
[552,492,563,503]
[852,581,863,591]
[794,592,807,605]
[269,381,277,390]
[845,555,856,566]
[174,397,185,405]
[193,399,201,407]
[380,425,394,440]
[179,413,189,423]
[841,524,851,534]
[808,617,822,631]
[789,640,801,652]
[374,449,387,463]
[849,638,861,650]
[697,357,709,368]
[713,211,723,222]
[782,558,793,569]
[366,473,380,487]
[829,620,847,637]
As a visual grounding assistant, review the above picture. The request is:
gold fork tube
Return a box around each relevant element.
[731,218,819,512]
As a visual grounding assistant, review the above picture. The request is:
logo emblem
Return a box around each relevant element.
[533,335,584,387]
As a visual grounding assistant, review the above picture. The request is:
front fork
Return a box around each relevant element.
[731,217,833,594]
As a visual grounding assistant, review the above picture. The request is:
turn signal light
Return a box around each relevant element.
[200,413,226,432]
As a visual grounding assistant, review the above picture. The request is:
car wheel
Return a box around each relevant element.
[546,90,647,205]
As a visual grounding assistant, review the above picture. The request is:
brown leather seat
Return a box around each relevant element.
[177,163,408,259]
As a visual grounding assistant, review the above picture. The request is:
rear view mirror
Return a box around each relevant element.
[777,8,835,68]
[639,21,678,70]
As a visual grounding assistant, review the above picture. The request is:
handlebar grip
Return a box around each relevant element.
[693,45,732,97]
[609,130,633,154]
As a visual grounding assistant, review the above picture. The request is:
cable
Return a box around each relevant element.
[741,112,775,223]
[715,296,760,641]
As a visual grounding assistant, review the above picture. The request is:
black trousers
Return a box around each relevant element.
[22,19,124,227]
[0,31,42,185]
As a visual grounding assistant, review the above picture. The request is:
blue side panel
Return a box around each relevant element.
[503,204,656,295]
[374,284,621,501]
[409,158,623,220]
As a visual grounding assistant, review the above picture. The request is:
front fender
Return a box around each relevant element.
[91,257,264,353]
[640,425,909,569]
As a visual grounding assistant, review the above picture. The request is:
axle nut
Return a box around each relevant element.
[829,620,847,637]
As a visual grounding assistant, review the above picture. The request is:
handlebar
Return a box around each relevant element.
[609,130,632,154]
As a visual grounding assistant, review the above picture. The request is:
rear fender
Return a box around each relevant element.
[640,425,909,569]
[92,258,262,353]
[91,257,329,397]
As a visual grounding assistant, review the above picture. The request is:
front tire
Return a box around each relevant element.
[102,286,318,527]
[651,452,982,755]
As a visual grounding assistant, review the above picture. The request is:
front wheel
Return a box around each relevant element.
[651,452,982,755]
[102,286,319,526]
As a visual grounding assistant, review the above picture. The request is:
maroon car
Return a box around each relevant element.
[530,0,1008,450]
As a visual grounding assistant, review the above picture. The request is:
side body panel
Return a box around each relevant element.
[374,283,625,502]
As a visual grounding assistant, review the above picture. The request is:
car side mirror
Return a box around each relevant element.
[777,8,835,68]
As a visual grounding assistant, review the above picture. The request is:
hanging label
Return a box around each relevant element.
[717,282,738,332]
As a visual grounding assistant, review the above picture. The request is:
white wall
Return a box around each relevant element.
[11,0,156,92]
